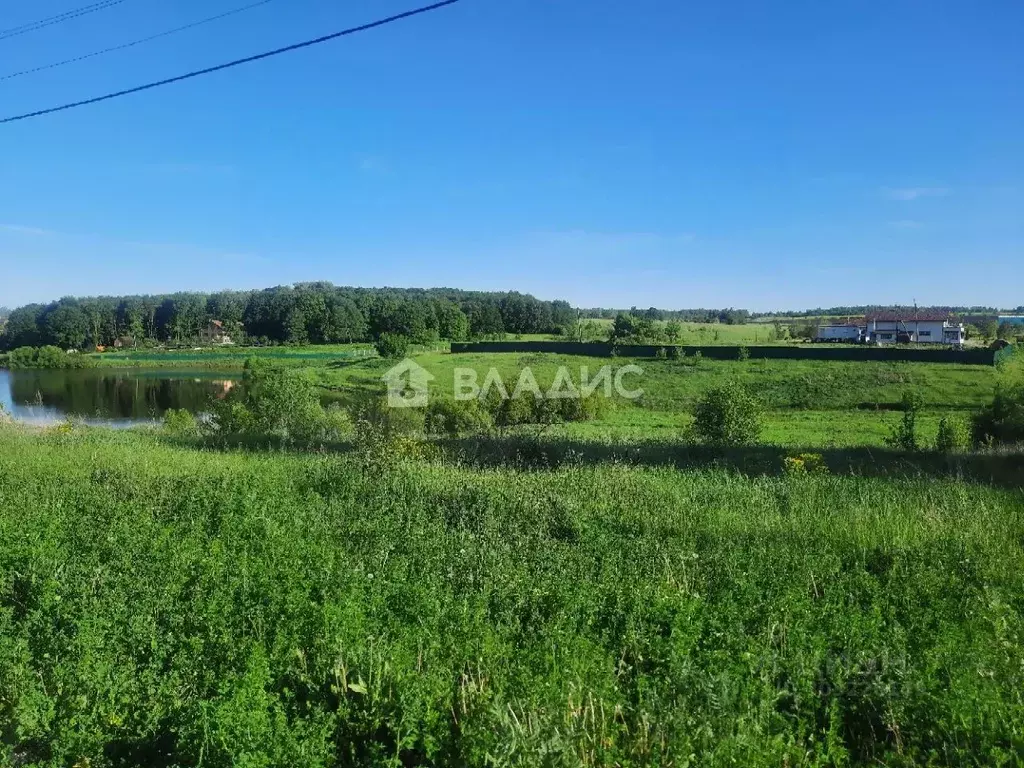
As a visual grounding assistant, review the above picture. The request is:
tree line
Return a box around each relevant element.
[0,285,576,351]
[581,307,752,324]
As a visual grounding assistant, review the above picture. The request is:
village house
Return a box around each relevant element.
[864,312,965,346]
[201,320,234,346]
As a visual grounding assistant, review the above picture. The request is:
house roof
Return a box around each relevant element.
[865,312,954,323]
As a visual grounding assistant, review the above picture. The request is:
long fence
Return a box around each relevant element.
[450,341,998,365]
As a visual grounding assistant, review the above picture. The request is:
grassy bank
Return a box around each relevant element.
[1,425,1022,765]
[85,344,377,369]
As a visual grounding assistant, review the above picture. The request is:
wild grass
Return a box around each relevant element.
[316,353,997,448]
[1,425,1023,765]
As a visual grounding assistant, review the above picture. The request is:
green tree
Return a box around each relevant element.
[433,299,469,341]
[325,297,367,343]
[375,333,410,359]
[610,313,638,342]
[45,301,90,349]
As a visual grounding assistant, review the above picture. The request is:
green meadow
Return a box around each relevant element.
[1,425,1022,766]
[314,352,997,447]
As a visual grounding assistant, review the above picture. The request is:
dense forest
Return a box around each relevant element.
[0,285,575,351]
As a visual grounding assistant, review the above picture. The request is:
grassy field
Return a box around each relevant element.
[1,424,1022,766]
[313,352,997,448]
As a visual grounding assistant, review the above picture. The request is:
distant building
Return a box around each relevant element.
[201,320,233,346]
[814,324,863,343]
[998,315,1024,327]
[864,312,965,346]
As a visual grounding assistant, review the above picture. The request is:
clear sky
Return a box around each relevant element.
[0,0,1021,312]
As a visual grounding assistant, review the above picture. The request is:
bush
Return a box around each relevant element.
[655,347,667,360]
[667,346,682,360]
[737,345,750,361]
[162,408,200,437]
[494,393,539,429]
[555,392,606,423]
[351,396,430,472]
[375,333,410,359]
[935,416,968,452]
[424,398,493,438]
[971,384,1024,447]
[885,391,924,451]
[8,345,93,369]
[692,382,762,446]
[210,358,338,443]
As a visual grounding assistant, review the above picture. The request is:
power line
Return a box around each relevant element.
[0,0,131,41]
[1,0,277,82]
[0,0,115,33]
[1,0,462,125]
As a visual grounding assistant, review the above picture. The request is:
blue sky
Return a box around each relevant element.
[0,0,1021,311]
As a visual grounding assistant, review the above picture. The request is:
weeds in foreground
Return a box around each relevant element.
[0,428,1022,765]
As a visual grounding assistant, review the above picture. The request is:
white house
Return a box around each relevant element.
[864,313,965,346]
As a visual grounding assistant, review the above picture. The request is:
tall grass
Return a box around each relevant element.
[0,426,1022,765]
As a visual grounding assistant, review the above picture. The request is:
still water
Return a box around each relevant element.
[0,368,238,427]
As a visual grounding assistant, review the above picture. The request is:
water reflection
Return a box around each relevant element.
[0,369,238,427]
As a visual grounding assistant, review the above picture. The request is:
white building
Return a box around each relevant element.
[815,324,863,342]
[864,313,965,346]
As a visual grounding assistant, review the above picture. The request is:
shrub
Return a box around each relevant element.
[971,383,1024,447]
[655,347,667,360]
[424,398,493,437]
[667,346,682,360]
[692,382,763,446]
[375,333,410,359]
[494,394,539,429]
[351,396,430,472]
[162,408,200,437]
[556,392,606,423]
[210,359,338,443]
[8,345,93,369]
[737,345,750,361]
[9,346,38,368]
[935,416,968,452]
[885,391,924,451]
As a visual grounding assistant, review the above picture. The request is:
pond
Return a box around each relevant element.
[0,368,239,427]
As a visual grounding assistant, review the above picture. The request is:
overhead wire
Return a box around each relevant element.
[1,0,277,82]
[0,0,132,42]
[0,0,463,125]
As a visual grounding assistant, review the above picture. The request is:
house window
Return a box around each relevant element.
[880,333,893,340]
[919,331,931,337]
